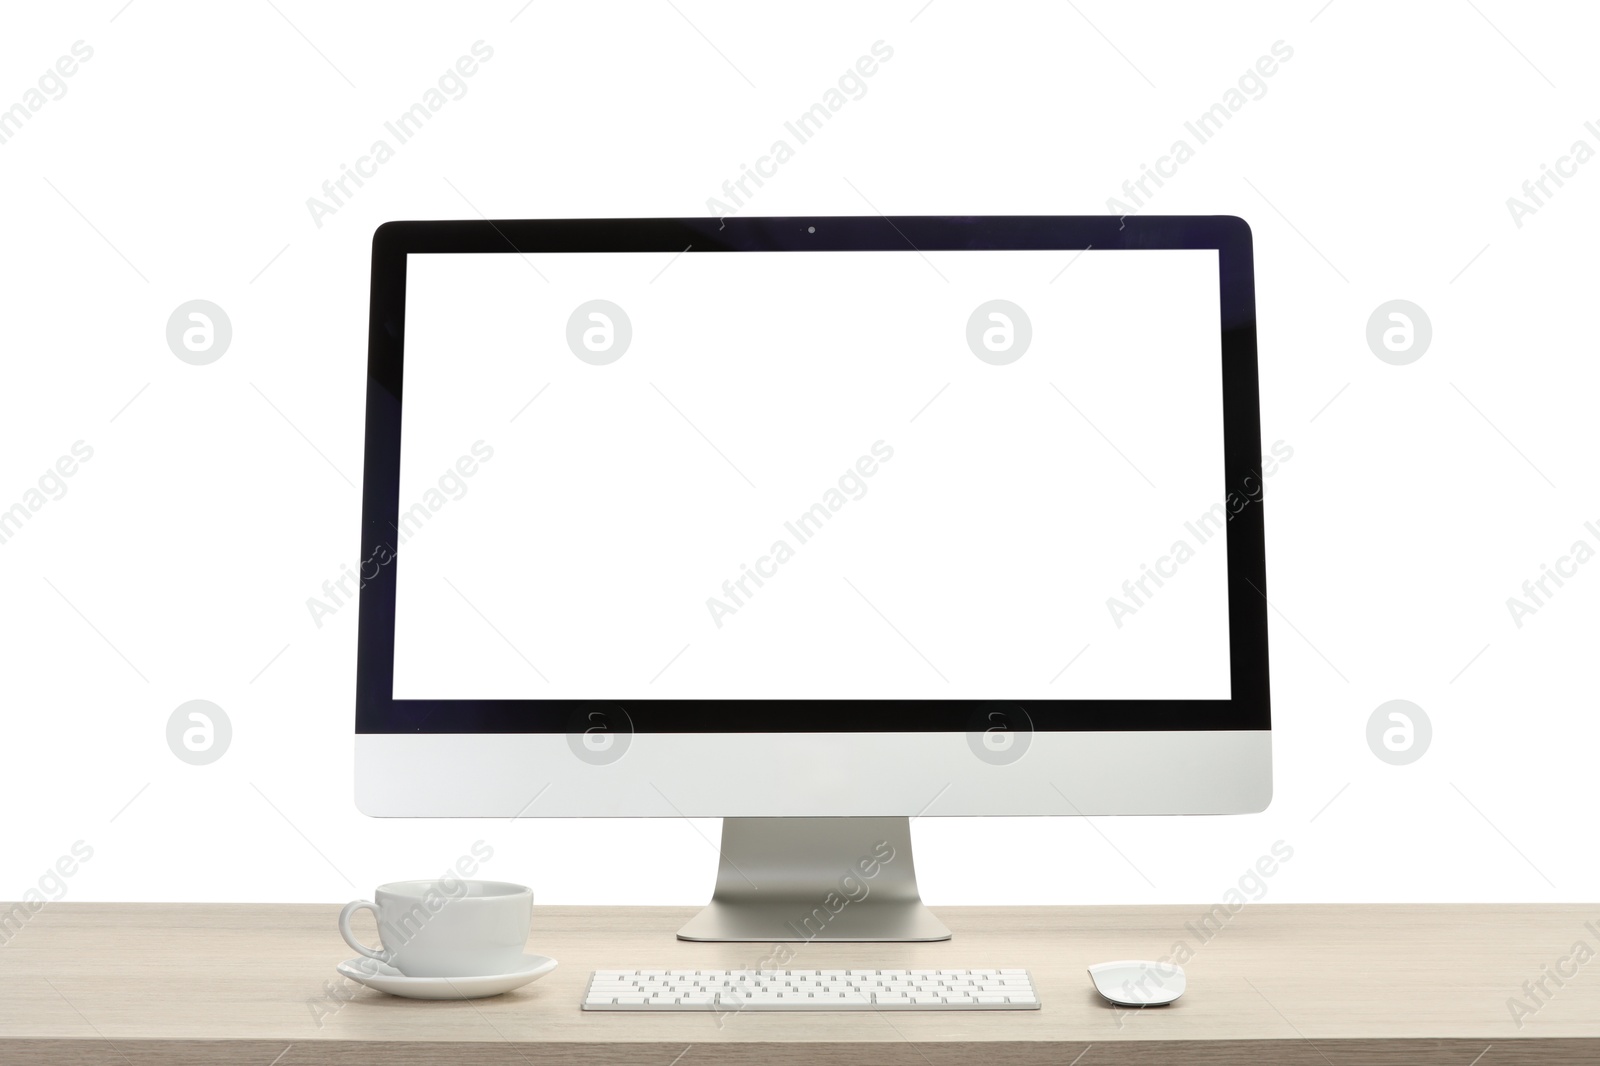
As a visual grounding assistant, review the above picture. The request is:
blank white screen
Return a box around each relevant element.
[392,249,1231,701]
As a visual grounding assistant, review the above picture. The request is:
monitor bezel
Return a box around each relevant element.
[358,216,1268,735]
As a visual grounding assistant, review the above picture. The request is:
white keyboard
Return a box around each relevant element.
[582,968,1040,1010]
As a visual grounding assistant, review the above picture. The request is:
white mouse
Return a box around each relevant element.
[1088,960,1186,1007]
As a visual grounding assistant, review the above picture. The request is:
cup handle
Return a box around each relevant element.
[338,900,390,963]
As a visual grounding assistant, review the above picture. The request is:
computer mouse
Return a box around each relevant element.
[1087,960,1186,1007]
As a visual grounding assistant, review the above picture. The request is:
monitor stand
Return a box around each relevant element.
[676,816,952,942]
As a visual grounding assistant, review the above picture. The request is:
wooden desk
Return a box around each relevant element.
[1,903,1596,1064]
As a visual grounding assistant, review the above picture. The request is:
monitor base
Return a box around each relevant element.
[677,816,951,942]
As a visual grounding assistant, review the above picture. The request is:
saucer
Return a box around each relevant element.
[337,953,558,1000]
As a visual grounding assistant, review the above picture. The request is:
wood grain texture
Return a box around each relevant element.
[1,902,1596,1064]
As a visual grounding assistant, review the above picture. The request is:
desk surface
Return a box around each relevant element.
[1,902,1596,1064]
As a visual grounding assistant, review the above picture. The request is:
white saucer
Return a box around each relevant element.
[337,954,558,1000]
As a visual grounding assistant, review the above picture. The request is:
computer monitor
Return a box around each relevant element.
[355,216,1271,942]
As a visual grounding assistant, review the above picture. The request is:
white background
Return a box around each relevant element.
[1,1,1595,910]
[394,250,1231,701]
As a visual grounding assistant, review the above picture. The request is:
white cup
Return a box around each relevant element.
[339,879,532,978]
